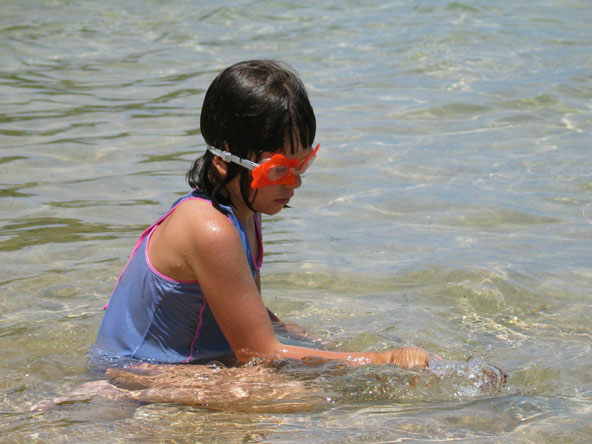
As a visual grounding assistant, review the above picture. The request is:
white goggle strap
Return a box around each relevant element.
[206,145,258,171]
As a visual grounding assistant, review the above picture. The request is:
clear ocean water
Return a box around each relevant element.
[1,0,591,442]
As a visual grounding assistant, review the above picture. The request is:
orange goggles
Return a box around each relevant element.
[207,144,320,188]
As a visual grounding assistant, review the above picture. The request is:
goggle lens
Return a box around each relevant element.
[267,165,291,181]
[298,152,316,174]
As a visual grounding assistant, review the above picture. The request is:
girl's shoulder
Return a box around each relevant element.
[149,195,244,274]
[170,196,231,231]
[169,196,244,248]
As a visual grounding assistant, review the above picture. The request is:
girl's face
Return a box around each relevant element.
[248,143,315,215]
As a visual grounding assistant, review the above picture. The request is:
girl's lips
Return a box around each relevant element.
[275,197,291,205]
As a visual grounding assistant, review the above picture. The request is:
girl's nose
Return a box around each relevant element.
[286,174,302,189]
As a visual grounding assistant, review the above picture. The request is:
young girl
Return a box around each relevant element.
[96,60,429,369]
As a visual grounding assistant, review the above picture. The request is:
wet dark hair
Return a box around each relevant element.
[186,60,316,213]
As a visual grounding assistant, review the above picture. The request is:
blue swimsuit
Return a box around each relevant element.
[95,189,263,364]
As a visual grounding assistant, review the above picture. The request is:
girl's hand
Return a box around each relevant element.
[381,346,430,368]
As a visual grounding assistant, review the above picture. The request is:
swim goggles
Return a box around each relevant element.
[207,144,320,188]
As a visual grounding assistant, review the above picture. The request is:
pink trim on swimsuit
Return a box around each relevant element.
[103,195,263,309]
[185,297,208,363]
[104,197,211,309]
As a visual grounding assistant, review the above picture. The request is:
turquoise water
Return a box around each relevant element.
[1,0,591,442]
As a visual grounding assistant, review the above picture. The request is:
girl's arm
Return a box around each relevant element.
[185,204,429,368]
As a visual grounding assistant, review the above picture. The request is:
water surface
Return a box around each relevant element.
[1,0,591,442]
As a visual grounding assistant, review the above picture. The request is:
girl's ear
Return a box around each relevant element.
[211,155,228,179]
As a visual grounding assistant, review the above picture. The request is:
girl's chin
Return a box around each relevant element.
[258,203,287,216]
[262,207,284,216]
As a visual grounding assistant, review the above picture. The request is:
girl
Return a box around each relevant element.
[96,60,429,368]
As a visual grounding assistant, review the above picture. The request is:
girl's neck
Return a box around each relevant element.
[233,202,255,229]
[226,179,255,228]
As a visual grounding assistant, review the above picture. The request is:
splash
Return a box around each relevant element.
[423,355,508,400]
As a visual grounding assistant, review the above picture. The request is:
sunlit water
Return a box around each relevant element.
[1,0,591,442]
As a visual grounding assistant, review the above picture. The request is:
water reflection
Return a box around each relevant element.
[31,355,508,415]
[0,217,131,251]
[0,182,37,198]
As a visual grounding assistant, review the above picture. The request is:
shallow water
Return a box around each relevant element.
[1,0,591,442]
